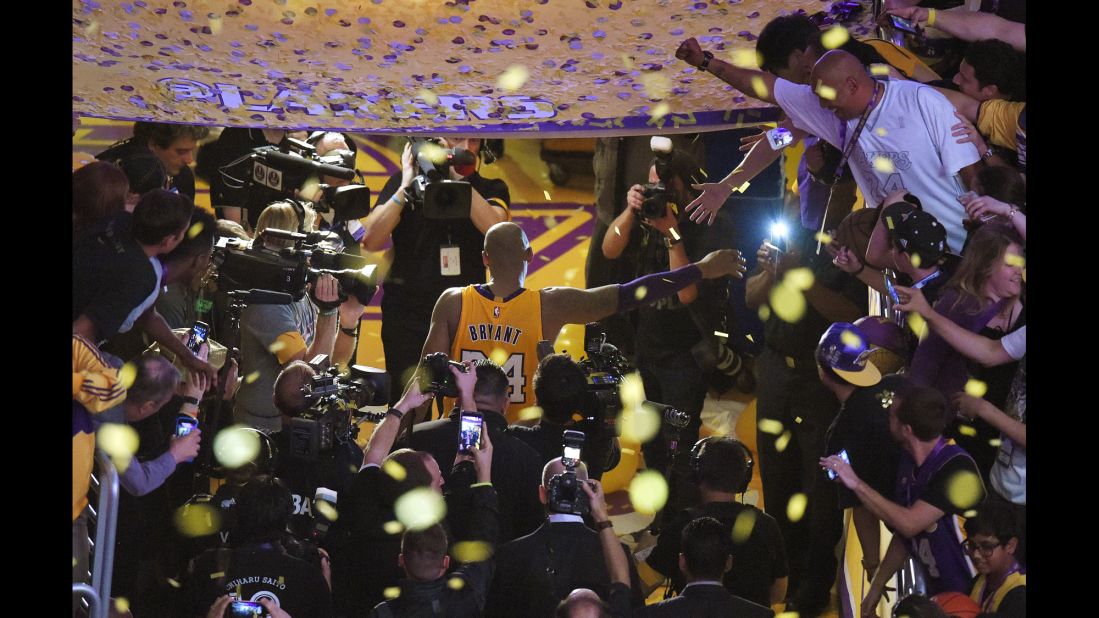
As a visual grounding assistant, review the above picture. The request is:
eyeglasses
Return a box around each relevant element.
[961,539,1002,557]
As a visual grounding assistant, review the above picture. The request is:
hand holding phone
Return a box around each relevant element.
[826,449,850,480]
[176,415,198,437]
[226,600,267,617]
[766,127,794,150]
[889,14,920,34]
[883,273,901,304]
[459,412,483,452]
[187,321,210,354]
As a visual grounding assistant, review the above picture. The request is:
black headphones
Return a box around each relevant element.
[690,436,754,495]
[284,197,308,234]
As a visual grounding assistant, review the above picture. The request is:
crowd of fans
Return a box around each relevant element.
[73,4,1026,617]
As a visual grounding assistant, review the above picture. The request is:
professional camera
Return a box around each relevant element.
[420,352,469,398]
[218,137,372,222]
[406,137,476,220]
[289,356,391,461]
[640,182,672,220]
[575,323,633,439]
[213,228,378,305]
[546,430,591,516]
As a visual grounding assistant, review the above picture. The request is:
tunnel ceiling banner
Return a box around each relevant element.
[72,0,869,136]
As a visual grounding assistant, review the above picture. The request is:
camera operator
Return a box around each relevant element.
[369,421,499,617]
[271,360,365,516]
[97,121,209,201]
[510,353,614,481]
[485,458,642,618]
[233,201,365,432]
[361,137,510,403]
[182,475,332,618]
[404,358,545,542]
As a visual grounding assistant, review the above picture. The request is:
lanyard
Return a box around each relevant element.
[835,79,884,184]
[981,562,1021,611]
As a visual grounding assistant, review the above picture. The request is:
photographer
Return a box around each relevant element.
[97,121,209,201]
[405,358,545,542]
[233,201,365,432]
[182,475,332,618]
[485,458,642,618]
[361,137,510,403]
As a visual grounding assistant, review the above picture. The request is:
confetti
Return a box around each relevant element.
[757,418,784,436]
[728,48,761,69]
[775,430,792,453]
[714,331,729,338]
[213,425,261,469]
[964,509,978,518]
[451,541,493,562]
[988,438,1002,448]
[669,228,681,241]
[447,577,466,590]
[786,493,808,523]
[417,89,439,105]
[628,470,669,514]
[816,81,837,101]
[167,578,181,588]
[497,65,530,92]
[872,156,895,174]
[1004,253,1025,268]
[870,63,891,77]
[784,267,814,292]
[758,305,771,321]
[244,371,261,384]
[544,190,552,200]
[946,470,982,509]
[958,424,977,437]
[731,509,758,543]
[618,402,661,444]
[769,282,806,323]
[418,142,448,166]
[634,286,648,300]
[187,221,205,239]
[174,502,221,537]
[909,253,923,269]
[490,347,510,367]
[906,313,928,341]
[395,487,447,530]
[821,25,850,50]
[268,340,287,354]
[749,76,769,99]
[875,127,888,137]
[964,379,988,398]
[97,423,139,464]
[614,225,622,237]
[519,406,544,421]
[115,598,130,613]
[383,459,407,481]
[315,499,338,522]
[209,15,223,36]
[383,587,401,600]
[840,329,863,349]
[641,73,672,99]
[746,334,754,343]
[815,231,834,245]
[564,268,578,281]
[618,372,646,407]
[383,520,405,535]
[651,102,670,119]
[119,362,138,390]
[735,181,751,193]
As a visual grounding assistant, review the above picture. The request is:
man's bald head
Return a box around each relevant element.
[483,221,532,278]
[810,49,877,120]
[554,589,610,618]
[542,457,589,487]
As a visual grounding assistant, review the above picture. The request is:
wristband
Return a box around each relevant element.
[593,520,614,531]
[390,191,406,208]
[386,407,404,420]
[698,50,714,72]
[663,235,682,249]
[319,308,338,317]
[853,262,865,276]
[926,8,937,27]
[180,396,200,406]
[339,325,359,337]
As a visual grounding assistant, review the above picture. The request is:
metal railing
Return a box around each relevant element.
[72,451,119,618]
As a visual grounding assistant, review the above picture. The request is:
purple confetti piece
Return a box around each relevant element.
[537,28,548,35]
[640,32,652,40]
[594,78,609,84]
[459,65,472,73]
[154,7,166,14]
[670,27,684,35]
[172,1,184,6]
[103,87,114,92]
[556,103,570,110]
[452,36,465,44]
[73,95,85,102]
[155,33,168,39]
[591,52,605,60]
[393,20,405,27]
[437,17,449,24]
[543,60,556,68]
[693,2,707,8]
[609,0,622,9]
[198,44,211,51]
[450,15,463,23]
[594,29,606,38]
[616,92,630,100]
[569,40,583,50]
[245,24,258,31]
[139,39,152,46]
[525,43,539,50]
[503,28,515,35]
[631,18,644,27]
[585,0,596,7]
[239,0,250,5]
[581,112,595,119]
[733,96,746,103]
[748,11,760,18]
[231,50,245,57]
[325,8,337,16]
[521,9,532,17]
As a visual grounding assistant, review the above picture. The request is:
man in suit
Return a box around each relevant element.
[485,458,642,618]
[639,517,774,617]
[404,359,545,541]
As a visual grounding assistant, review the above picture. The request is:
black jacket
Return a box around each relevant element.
[637,582,774,618]
[404,409,544,541]
[484,521,643,618]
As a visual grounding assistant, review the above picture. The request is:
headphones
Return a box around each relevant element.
[690,436,754,495]
[284,197,308,234]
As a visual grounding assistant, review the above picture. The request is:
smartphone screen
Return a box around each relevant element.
[187,321,210,354]
[227,601,265,617]
[890,14,919,34]
[459,413,483,452]
[827,449,851,480]
[176,416,198,438]
[883,274,901,304]
[766,127,794,150]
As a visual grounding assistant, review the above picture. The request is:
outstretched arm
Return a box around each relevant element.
[888,6,1026,51]
[676,37,779,104]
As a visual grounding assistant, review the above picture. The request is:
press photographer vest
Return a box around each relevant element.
[451,284,543,423]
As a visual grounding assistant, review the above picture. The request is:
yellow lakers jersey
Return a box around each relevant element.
[451,284,543,423]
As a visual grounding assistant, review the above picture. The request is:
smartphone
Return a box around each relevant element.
[889,14,920,34]
[883,273,901,304]
[827,449,851,480]
[186,320,210,354]
[763,242,784,266]
[226,600,266,617]
[459,412,483,452]
[176,416,198,438]
[766,127,794,150]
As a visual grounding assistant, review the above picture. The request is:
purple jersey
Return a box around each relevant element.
[895,438,979,595]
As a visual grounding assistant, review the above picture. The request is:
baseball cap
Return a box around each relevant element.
[882,202,946,265]
[854,315,911,375]
[816,322,882,387]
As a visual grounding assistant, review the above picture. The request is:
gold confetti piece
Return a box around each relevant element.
[731,509,758,543]
[417,89,439,105]
[909,253,923,269]
[714,331,729,338]
[383,587,401,600]
[669,228,681,241]
[383,520,405,535]
[395,487,447,531]
[641,73,672,99]
[775,430,792,453]
[770,282,807,323]
[821,25,850,50]
[209,15,223,36]
[784,267,815,292]
[958,424,977,437]
[776,613,801,618]
[964,509,978,518]
[621,447,636,456]
[794,416,803,424]
[278,576,284,586]
[115,598,130,613]
[872,156,895,174]
[315,499,339,522]
[758,305,772,321]
[98,423,139,462]
[119,362,138,390]
[383,459,407,481]
[538,255,551,262]
[452,541,493,563]
[86,21,100,37]
[628,470,669,514]
[757,418,784,436]
[988,438,1002,448]
[268,340,287,354]
[497,64,530,92]
[209,571,225,579]
[167,578,181,588]
[815,231,834,245]
[787,493,808,523]
[187,221,205,239]
[728,48,762,69]
[870,63,891,77]
[518,406,545,421]
[840,329,863,349]
[614,225,622,237]
[875,127,888,137]
[419,142,448,165]
[73,557,77,567]
[490,347,510,367]
[651,103,670,120]
[749,76,769,99]
[618,402,661,444]
[447,577,466,590]
[736,181,751,193]
[633,285,648,301]
[946,470,982,509]
[1004,253,1025,268]
[544,216,559,230]
[964,379,988,398]
[174,503,221,537]
[244,371,261,384]
[619,372,646,407]
[746,334,755,343]
[815,81,837,101]
[564,268,578,280]
[544,190,552,200]
[213,425,261,469]
[906,313,928,341]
